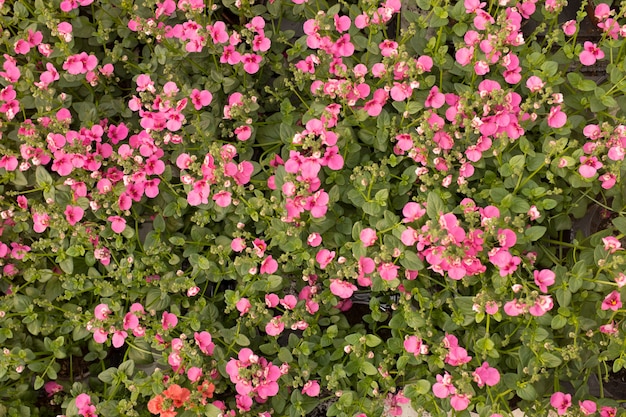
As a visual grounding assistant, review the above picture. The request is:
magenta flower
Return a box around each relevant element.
[194,331,215,355]
[473,361,500,387]
[550,392,572,415]
[579,155,603,178]
[404,335,428,356]
[601,290,622,311]
[107,216,126,233]
[579,400,597,415]
[64,205,84,226]
[161,311,178,330]
[534,269,556,293]
[445,346,472,366]
[32,212,50,233]
[579,41,604,66]
[241,53,262,74]
[547,105,567,128]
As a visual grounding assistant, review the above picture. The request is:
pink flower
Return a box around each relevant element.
[503,299,526,316]
[302,380,320,397]
[432,373,456,398]
[213,190,232,207]
[112,330,127,348]
[526,75,545,92]
[260,255,278,274]
[602,236,622,253]
[64,205,84,226]
[445,346,472,366]
[190,89,212,109]
[562,20,577,36]
[316,249,335,269]
[360,228,377,247]
[402,202,426,222]
[579,41,604,66]
[194,331,215,355]
[231,237,246,252]
[378,262,399,280]
[32,212,50,233]
[94,303,111,320]
[187,367,203,382]
[307,233,322,247]
[547,105,567,128]
[601,290,622,311]
[600,406,618,417]
[404,336,428,356]
[265,315,285,336]
[93,328,108,343]
[550,392,572,415]
[534,269,555,292]
[107,215,126,233]
[450,393,471,411]
[579,156,603,178]
[161,311,178,330]
[123,312,139,330]
[473,361,500,387]
[241,53,262,74]
[529,295,554,316]
[330,279,357,299]
[579,400,597,415]
[44,381,63,396]
[234,125,252,141]
[236,298,251,315]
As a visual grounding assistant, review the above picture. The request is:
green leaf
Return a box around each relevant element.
[235,334,250,346]
[612,217,626,235]
[516,383,537,401]
[400,250,424,271]
[98,367,118,384]
[360,361,378,375]
[35,166,53,187]
[551,315,567,330]
[365,335,382,347]
[525,226,546,241]
[34,375,45,390]
[426,191,445,219]
[540,352,562,367]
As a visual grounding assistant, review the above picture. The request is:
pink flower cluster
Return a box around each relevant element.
[88,303,146,347]
[270,110,345,221]
[75,393,97,417]
[129,10,268,75]
[401,200,522,280]
[577,123,626,188]
[225,348,285,411]
[432,359,499,411]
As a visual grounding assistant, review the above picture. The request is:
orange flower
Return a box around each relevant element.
[197,380,215,400]
[163,384,191,408]
[148,395,164,415]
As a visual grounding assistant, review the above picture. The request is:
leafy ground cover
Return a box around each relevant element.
[1,0,626,416]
